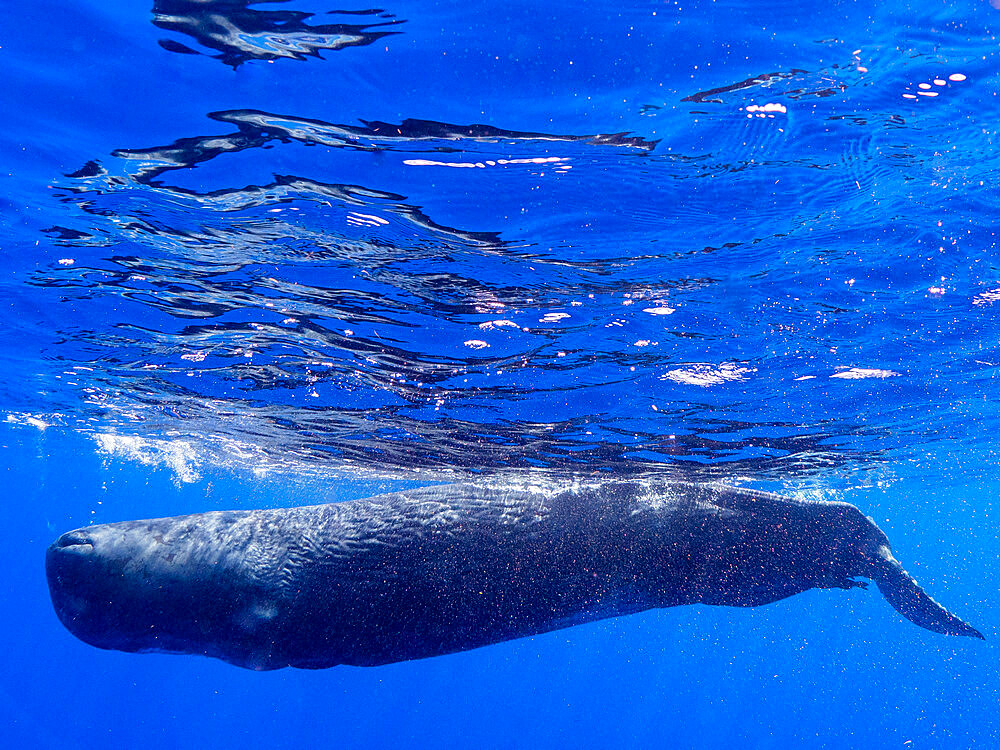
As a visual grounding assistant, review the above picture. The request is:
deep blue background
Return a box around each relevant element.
[3,0,1000,746]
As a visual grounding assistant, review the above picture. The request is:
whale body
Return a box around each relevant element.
[45,482,982,669]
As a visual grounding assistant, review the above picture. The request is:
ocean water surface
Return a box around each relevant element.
[3,0,1000,746]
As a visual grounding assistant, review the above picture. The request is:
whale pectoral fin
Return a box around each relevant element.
[872,546,984,639]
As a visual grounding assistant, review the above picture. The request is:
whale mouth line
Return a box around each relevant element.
[54,532,94,551]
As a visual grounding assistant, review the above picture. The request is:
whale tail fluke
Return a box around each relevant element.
[871,545,984,639]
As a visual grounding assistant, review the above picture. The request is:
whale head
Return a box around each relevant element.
[45,513,287,669]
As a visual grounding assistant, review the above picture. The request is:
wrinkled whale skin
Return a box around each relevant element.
[46,482,982,670]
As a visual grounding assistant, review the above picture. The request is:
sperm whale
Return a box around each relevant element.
[45,482,983,669]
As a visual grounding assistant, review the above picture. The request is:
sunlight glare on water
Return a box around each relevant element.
[6,5,998,486]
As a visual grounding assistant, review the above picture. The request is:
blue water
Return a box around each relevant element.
[3,0,1000,746]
